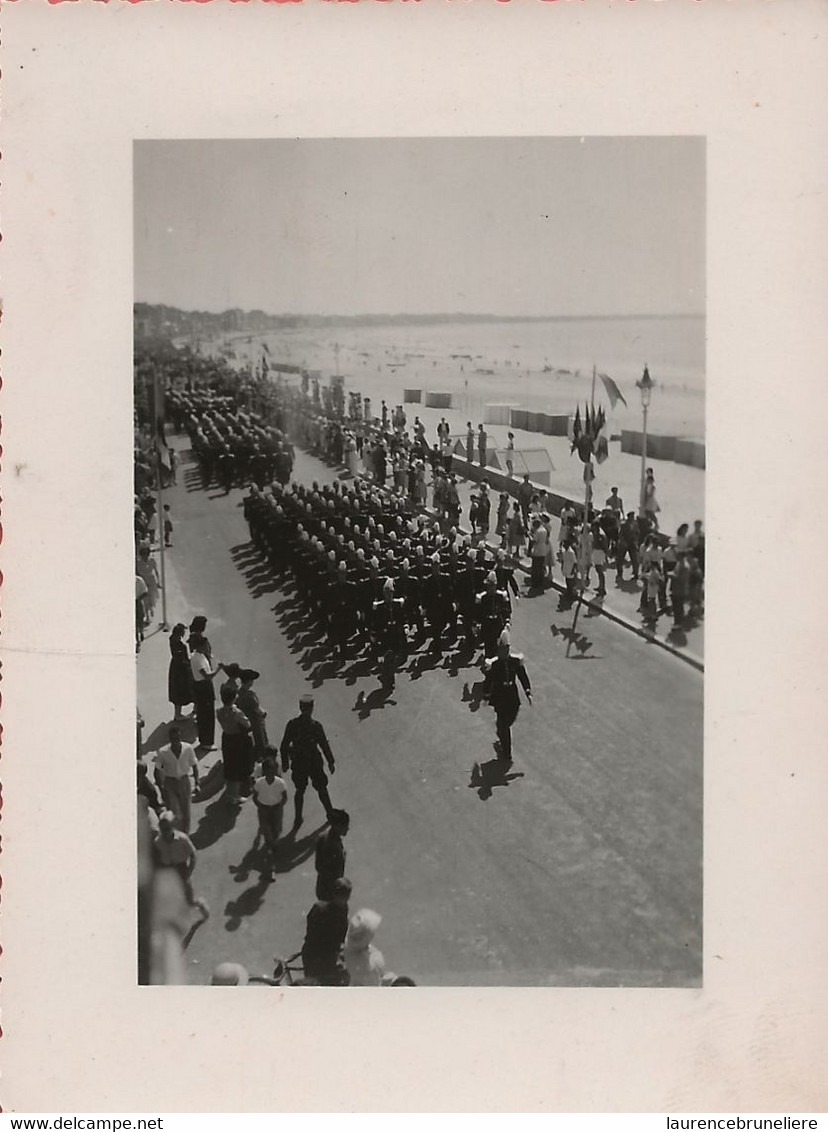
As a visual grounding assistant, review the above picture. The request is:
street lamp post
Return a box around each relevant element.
[636,364,654,518]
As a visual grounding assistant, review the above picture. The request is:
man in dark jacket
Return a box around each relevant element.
[301,877,352,986]
[280,695,336,827]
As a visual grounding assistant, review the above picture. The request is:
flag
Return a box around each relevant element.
[570,405,582,454]
[599,372,627,409]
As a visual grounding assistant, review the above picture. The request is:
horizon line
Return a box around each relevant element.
[135,304,705,322]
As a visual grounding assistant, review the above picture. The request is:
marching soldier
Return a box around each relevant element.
[483,630,532,764]
[476,571,512,660]
[371,578,407,690]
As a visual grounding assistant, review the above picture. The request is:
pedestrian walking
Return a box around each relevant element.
[314,808,350,901]
[484,630,532,764]
[153,811,210,925]
[167,623,194,721]
[280,694,337,827]
[153,725,201,834]
[252,752,288,877]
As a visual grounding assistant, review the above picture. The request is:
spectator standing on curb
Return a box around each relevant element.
[477,424,488,466]
[642,468,661,531]
[496,492,511,547]
[465,422,474,462]
[517,474,533,531]
[135,574,148,650]
[168,623,194,721]
[216,685,254,806]
[237,668,269,765]
[505,432,515,477]
[507,504,526,559]
[591,527,608,598]
[529,518,549,589]
[190,636,223,751]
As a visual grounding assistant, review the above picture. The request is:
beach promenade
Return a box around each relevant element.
[138,437,703,987]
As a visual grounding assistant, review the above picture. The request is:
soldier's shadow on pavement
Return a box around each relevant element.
[191,795,243,852]
[469,757,524,800]
[354,686,397,720]
[461,678,488,713]
[549,622,599,658]
[183,469,205,494]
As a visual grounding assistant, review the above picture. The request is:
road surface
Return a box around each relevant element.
[138,442,703,987]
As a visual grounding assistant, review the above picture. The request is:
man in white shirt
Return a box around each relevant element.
[154,726,200,834]
[252,752,288,878]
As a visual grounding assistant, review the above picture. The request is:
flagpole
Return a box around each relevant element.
[153,367,169,632]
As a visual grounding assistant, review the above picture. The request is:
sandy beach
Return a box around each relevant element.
[205,316,705,534]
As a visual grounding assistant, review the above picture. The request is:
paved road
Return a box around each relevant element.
[138,443,703,987]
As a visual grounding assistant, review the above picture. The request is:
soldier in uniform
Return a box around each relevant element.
[421,554,453,653]
[280,694,337,827]
[476,571,512,660]
[371,578,407,691]
[484,630,532,764]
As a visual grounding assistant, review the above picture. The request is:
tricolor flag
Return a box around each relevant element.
[598,372,627,410]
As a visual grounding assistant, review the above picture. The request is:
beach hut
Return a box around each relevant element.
[403,388,422,404]
[484,403,519,425]
[674,438,706,469]
[425,391,453,409]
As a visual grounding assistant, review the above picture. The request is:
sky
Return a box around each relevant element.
[134,137,705,319]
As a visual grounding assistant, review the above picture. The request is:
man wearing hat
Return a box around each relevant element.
[280,694,337,827]
[237,668,269,762]
[483,630,532,764]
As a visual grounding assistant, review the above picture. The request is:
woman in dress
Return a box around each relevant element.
[236,668,269,765]
[642,467,661,530]
[216,686,253,805]
[167,623,194,721]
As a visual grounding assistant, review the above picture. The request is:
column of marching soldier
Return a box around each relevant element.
[166,375,534,764]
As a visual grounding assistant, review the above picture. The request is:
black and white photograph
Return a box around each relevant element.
[4,0,826,1113]
[134,137,705,988]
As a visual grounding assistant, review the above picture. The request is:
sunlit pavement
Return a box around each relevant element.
[138,441,703,987]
